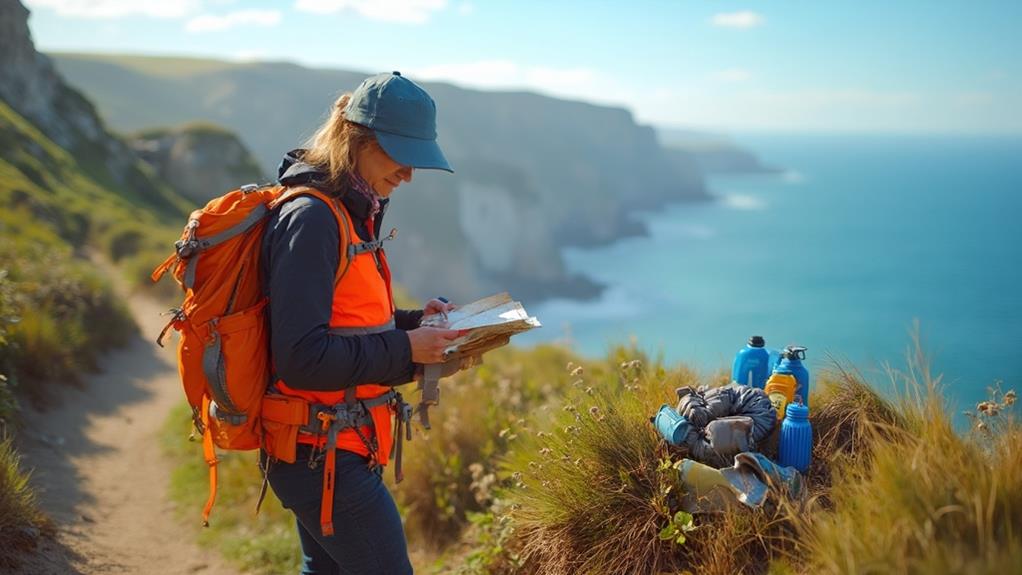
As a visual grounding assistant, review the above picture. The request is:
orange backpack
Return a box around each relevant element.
[151,183,351,526]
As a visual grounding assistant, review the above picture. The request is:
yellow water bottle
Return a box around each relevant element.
[764,370,797,421]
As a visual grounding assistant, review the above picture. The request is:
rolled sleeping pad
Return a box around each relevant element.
[654,404,691,446]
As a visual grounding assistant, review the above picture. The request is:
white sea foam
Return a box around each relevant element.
[723,194,767,210]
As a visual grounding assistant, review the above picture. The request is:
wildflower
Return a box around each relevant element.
[512,471,522,481]
[540,447,552,456]
[589,406,600,416]
[585,386,594,396]
[499,427,512,438]
[571,366,584,377]
[978,401,1000,416]
[563,404,577,412]
[1005,390,1017,405]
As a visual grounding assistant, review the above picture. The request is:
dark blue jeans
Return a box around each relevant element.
[263,445,413,575]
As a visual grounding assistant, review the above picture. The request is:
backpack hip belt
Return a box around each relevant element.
[261,389,413,537]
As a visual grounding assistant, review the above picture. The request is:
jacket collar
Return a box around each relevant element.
[277,148,389,223]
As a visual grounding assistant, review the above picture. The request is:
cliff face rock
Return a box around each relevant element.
[50,54,712,301]
[0,0,80,149]
[130,123,266,204]
[0,1,186,216]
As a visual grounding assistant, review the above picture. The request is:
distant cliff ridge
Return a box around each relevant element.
[49,53,722,302]
[657,128,780,174]
[130,123,266,205]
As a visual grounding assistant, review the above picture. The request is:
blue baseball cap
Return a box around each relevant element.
[344,71,453,173]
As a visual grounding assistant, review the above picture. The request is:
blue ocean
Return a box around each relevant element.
[521,134,1022,414]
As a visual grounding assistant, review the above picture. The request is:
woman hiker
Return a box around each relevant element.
[260,71,460,574]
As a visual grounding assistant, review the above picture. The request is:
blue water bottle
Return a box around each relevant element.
[778,397,812,473]
[732,336,771,389]
[778,346,810,407]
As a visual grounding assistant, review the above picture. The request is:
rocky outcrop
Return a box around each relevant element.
[0,0,185,217]
[130,123,266,204]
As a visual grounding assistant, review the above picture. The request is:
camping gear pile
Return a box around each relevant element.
[651,336,813,513]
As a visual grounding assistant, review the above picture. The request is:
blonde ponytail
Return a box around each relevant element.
[302,93,376,188]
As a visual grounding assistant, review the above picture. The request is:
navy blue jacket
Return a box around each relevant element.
[261,150,422,391]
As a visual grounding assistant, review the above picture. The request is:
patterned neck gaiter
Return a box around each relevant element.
[347,171,381,220]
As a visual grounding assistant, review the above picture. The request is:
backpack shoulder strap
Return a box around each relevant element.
[270,185,353,286]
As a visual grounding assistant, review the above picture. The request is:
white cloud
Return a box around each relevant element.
[294,0,447,24]
[714,68,753,82]
[711,11,764,29]
[411,60,601,99]
[25,0,200,19]
[457,1,474,15]
[185,10,282,33]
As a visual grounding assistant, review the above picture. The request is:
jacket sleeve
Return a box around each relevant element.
[266,196,417,391]
[394,309,424,330]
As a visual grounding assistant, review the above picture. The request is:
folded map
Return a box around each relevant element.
[420,292,541,357]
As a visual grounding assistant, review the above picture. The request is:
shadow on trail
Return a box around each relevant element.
[12,317,176,573]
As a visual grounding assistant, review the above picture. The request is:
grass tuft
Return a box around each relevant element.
[0,437,52,570]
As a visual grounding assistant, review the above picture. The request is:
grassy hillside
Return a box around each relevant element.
[0,97,187,289]
[160,335,1020,574]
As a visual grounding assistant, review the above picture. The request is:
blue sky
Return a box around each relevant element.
[23,0,1022,134]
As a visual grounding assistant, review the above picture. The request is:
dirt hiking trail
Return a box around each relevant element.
[12,290,235,575]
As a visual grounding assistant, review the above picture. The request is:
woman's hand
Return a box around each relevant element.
[407,327,460,364]
[423,298,457,319]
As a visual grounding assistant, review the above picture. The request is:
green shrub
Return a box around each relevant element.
[0,271,19,430]
[0,240,136,403]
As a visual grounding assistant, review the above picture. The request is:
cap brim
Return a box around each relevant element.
[375,130,453,173]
